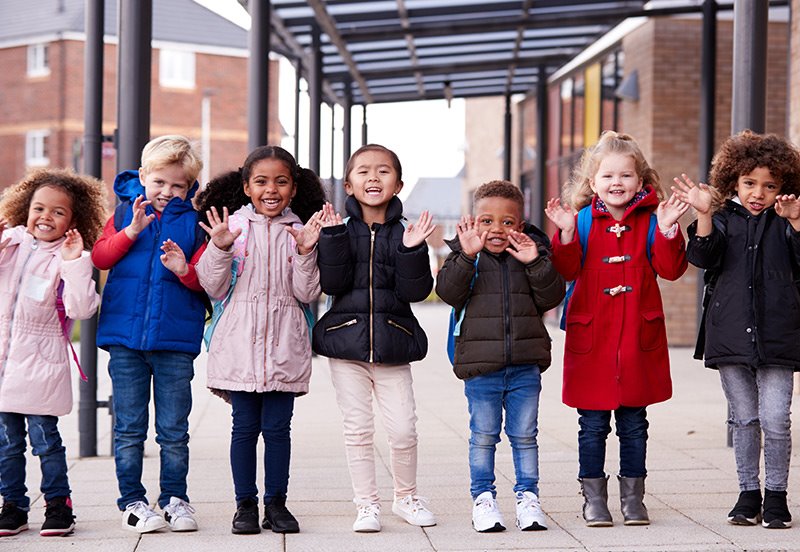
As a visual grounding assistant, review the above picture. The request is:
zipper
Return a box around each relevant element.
[501,258,512,365]
[387,319,412,336]
[2,239,37,375]
[369,228,376,363]
[263,218,271,386]
[140,219,160,349]
[326,318,358,332]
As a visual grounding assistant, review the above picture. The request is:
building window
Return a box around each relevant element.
[159,49,195,89]
[26,130,50,166]
[27,43,50,77]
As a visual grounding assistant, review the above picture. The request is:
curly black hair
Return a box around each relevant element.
[709,130,800,201]
[194,169,249,227]
[473,179,524,210]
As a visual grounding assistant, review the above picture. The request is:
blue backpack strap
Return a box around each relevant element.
[645,211,657,265]
[560,205,592,330]
[447,253,479,364]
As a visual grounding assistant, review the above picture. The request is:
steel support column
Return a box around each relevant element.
[534,65,548,228]
[309,23,323,174]
[361,105,368,146]
[503,93,512,181]
[294,60,302,160]
[248,0,270,149]
[731,0,767,133]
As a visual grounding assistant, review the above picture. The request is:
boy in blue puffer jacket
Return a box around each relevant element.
[92,135,206,534]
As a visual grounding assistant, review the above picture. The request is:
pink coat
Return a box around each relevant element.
[196,206,321,395]
[0,226,100,416]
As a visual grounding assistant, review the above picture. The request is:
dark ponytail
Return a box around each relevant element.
[194,169,249,227]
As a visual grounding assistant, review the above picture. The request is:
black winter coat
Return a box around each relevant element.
[312,196,433,364]
[688,200,800,370]
[435,224,565,380]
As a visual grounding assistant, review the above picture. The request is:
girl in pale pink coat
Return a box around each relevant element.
[195,146,325,535]
[0,168,107,537]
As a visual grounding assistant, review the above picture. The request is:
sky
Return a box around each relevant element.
[193,0,466,199]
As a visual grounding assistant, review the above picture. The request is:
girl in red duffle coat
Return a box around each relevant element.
[545,131,689,528]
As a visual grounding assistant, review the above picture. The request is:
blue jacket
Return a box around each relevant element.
[96,170,206,356]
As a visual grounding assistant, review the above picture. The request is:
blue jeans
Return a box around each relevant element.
[463,365,542,499]
[577,407,648,479]
[108,346,194,510]
[719,364,794,492]
[0,413,70,510]
[230,391,295,504]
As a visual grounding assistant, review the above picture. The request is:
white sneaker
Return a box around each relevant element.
[515,491,548,531]
[392,495,436,527]
[353,503,381,533]
[162,497,198,532]
[122,501,168,533]
[472,491,505,532]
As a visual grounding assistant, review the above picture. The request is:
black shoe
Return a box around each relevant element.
[40,496,75,536]
[0,501,29,537]
[762,489,792,529]
[262,496,299,533]
[231,498,260,534]
[727,489,762,525]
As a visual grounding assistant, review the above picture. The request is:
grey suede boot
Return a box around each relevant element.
[579,477,613,527]
[618,476,650,525]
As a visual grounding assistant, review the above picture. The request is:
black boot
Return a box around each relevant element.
[762,489,792,529]
[0,502,28,537]
[231,498,260,534]
[40,496,76,536]
[727,489,761,526]
[262,496,299,533]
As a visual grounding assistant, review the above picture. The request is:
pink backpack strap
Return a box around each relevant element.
[56,281,87,382]
[228,213,249,276]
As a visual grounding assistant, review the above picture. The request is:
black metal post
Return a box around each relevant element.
[309,23,322,174]
[116,0,152,171]
[294,60,302,160]
[361,104,368,146]
[503,93,512,181]
[79,0,103,458]
[731,0,767,134]
[330,104,336,180]
[248,0,270,149]
[534,65,548,229]
[340,79,352,213]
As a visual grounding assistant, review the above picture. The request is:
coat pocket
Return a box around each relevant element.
[640,310,666,351]
[565,312,593,354]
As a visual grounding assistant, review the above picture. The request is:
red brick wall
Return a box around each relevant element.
[791,0,800,145]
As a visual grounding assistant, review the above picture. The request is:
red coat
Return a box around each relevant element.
[551,190,687,410]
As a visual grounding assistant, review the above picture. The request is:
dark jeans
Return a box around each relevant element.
[0,413,70,510]
[577,406,648,479]
[230,391,295,504]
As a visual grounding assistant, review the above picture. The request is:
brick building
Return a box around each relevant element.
[0,0,280,198]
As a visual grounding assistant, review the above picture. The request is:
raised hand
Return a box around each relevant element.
[198,206,241,250]
[287,210,325,255]
[671,173,713,215]
[507,230,539,264]
[0,218,10,252]
[456,214,486,257]
[60,228,84,261]
[319,202,343,227]
[656,193,690,231]
[124,195,155,240]
[544,197,576,242]
[776,194,800,231]
[160,239,188,276]
[403,210,436,248]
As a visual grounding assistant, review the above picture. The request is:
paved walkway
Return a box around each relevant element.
[5,302,800,551]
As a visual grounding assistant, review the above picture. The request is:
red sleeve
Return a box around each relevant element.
[91,216,135,269]
[176,241,207,292]
[551,225,583,281]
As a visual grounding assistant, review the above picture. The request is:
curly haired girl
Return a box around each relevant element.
[0,168,107,537]
[673,130,800,529]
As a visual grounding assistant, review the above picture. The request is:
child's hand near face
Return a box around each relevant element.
[776,194,800,231]
[124,195,156,240]
[199,206,242,251]
[507,230,539,264]
[160,239,188,276]
[288,210,325,255]
[319,202,343,227]
[60,229,84,261]
[456,214,486,258]
[403,210,435,249]
[671,174,713,215]
[656,193,690,232]
[544,198,576,243]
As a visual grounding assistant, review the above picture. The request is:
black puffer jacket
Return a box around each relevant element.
[312,196,432,364]
[688,200,800,370]
[435,224,565,380]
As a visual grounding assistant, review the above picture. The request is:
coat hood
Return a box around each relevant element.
[113,170,199,206]
[235,203,302,227]
[344,195,404,224]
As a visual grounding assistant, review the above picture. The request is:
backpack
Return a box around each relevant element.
[559,205,657,330]
[203,212,315,349]
[56,280,87,382]
[446,253,480,365]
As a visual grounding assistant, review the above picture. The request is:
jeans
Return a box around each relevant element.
[577,407,648,479]
[719,364,794,492]
[108,346,194,510]
[229,391,295,504]
[463,365,542,499]
[0,413,70,510]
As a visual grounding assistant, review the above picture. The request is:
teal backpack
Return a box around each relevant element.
[446,253,480,365]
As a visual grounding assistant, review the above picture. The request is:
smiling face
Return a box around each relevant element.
[26,185,74,242]
[590,152,643,220]
[473,196,524,254]
[139,163,191,213]
[735,166,781,215]
[344,150,403,223]
[243,158,297,217]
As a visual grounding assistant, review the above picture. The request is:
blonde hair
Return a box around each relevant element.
[564,131,664,210]
[140,135,203,184]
